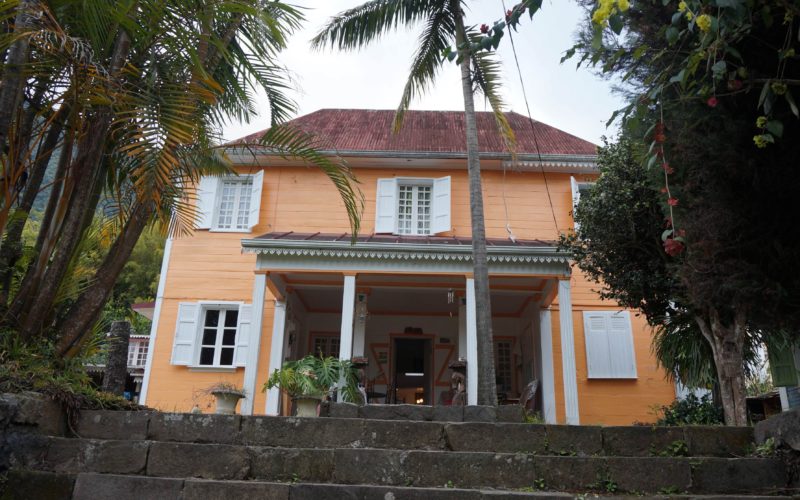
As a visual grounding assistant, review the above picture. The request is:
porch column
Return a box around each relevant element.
[465,278,478,405]
[338,275,357,402]
[352,292,367,357]
[538,309,557,424]
[265,300,287,416]
[458,297,467,359]
[558,278,580,425]
[242,273,267,415]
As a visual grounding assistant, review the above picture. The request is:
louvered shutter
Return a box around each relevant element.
[195,177,219,229]
[584,312,612,378]
[431,176,452,234]
[375,178,397,233]
[234,304,252,367]
[171,303,200,365]
[247,171,264,230]
[570,176,580,231]
[769,342,799,387]
[607,311,637,378]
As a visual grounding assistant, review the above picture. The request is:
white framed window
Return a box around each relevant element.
[195,171,264,232]
[170,302,252,368]
[570,176,594,231]
[494,339,513,393]
[583,311,637,379]
[309,333,340,358]
[127,340,149,368]
[375,177,451,235]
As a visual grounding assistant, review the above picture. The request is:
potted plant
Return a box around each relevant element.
[264,355,360,417]
[204,382,246,415]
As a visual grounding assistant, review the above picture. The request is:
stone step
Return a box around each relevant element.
[18,437,790,495]
[2,470,792,500]
[73,410,756,458]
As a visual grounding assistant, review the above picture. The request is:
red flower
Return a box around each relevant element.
[667,197,679,206]
[480,24,489,34]
[663,238,685,256]
[662,162,674,174]
[654,133,666,143]
[706,96,718,107]
[505,9,512,20]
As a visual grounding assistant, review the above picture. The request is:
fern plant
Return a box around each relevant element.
[264,355,361,402]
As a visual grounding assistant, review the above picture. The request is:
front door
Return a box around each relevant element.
[392,338,431,405]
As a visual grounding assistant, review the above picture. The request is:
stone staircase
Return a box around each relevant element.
[0,395,796,499]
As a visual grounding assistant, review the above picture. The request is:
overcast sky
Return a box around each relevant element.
[221,0,624,145]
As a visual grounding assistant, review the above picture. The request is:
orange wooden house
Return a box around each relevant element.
[139,109,676,425]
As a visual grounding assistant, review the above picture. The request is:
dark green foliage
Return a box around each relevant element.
[654,394,723,427]
[265,354,362,403]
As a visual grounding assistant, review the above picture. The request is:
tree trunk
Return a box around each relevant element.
[55,202,152,357]
[102,320,131,395]
[454,6,497,406]
[695,309,748,426]
[0,0,34,150]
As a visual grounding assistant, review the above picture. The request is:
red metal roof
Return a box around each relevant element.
[233,109,596,156]
[253,231,556,247]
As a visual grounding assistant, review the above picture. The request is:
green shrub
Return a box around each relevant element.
[654,394,723,426]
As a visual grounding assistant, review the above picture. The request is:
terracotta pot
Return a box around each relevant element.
[294,396,321,417]
[212,390,244,415]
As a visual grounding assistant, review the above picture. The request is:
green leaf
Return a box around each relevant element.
[758,82,771,108]
[765,120,783,138]
[711,60,727,80]
[632,44,648,60]
[666,26,680,45]
[785,90,799,118]
[662,229,674,242]
[609,13,624,35]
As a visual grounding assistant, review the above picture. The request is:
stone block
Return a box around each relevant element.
[290,483,483,500]
[0,392,65,436]
[72,473,183,500]
[332,448,409,486]
[249,447,334,482]
[44,438,148,474]
[463,406,496,423]
[148,413,240,444]
[240,416,365,448]
[366,419,446,450]
[444,423,546,454]
[183,479,290,500]
[73,410,150,440]
[1,469,75,500]
[685,425,754,457]
[689,458,786,494]
[329,402,359,419]
[545,425,602,456]
[602,426,686,457]
[606,457,691,493]
[481,492,572,499]
[147,442,249,480]
[432,405,463,422]
[532,456,606,491]
[405,450,537,489]
[496,405,525,423]
[0,430,50,470]
[755,409,800,452]
[359,404,433,421]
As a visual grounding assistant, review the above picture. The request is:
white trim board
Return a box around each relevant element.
[139,237,173,405]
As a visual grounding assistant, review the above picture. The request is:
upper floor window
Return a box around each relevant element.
[195,171,264,232]
[570,175,594,231]
[375,177,451,235]
[170,302,252,369]
[127,339,149,368]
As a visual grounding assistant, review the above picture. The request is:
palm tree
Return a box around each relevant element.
[0,0,362,356]
[313,0,515,405]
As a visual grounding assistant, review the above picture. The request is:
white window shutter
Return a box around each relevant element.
[432,176,452,234]
[570,175,580,231]
[248,171,264,230]
[583,312,612,378]
[196,177,219,229]
[375,178,397,234]
[171,303,200,365]
[607,311,637,378]
[234,304,252,367]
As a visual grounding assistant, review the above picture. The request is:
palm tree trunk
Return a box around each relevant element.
[0,0,35,150]
[55,202,153,357]
[454,6,497,406]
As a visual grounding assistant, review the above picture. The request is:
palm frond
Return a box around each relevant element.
[468,36,516,155]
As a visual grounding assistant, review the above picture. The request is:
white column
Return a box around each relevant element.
[352,293,367,357]
[339,275,356,361]
[539,309,557,424]
[779,387,790,411]
[241,273,267,415]
[558,279,580,425]
[265,300,287,416]
[465,278,478,406]
[458,297,467,359]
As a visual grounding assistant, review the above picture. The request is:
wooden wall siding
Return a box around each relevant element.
[145,163,675,421]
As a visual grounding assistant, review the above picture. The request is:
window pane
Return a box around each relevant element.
[222,329,237,346]
[204,309,219,327]
[199,347,215,365]
[202,328,217,346]
[495,341,512,392]
[224,310,238,328]
[235,182,252,229]
[220,348,234,366]
[397,185,413,235]
[417,186,431,235]
[217,182,237,229]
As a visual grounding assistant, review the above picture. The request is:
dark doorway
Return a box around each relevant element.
[392,338,432,405]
